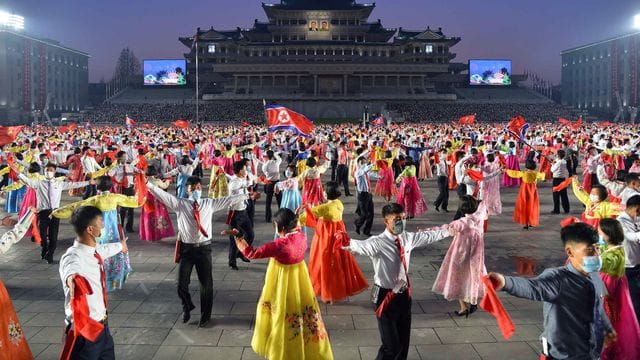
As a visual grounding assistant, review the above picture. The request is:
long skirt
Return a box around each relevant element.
[600,273,640,360]
[280,189,302,212]
[176,174,189,199]
[0,280,33,359]
[396,176,427,217]
[513,183,539,226]
[99,210,131,291]
[502,155,521,187]
[139,193,175,242]
[5,182,26,214]
[302,178,324,207]
[17,187,36,238]
[308,219,368,302]
[374,166,397,201]
[251,259,334,360]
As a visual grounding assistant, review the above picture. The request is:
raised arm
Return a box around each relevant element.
[505,169,523,179]
[52,198,95,219]
[408,227,451,249]
[597,165,624,197]
[348,237,382,257]
[242,239,283,260]
[571,177,590,205]
[502,269,562,302]
[147,182,180,212]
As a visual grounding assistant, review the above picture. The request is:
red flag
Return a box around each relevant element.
[458,114,476,124]
[467,169,484,182]
[125,116,137,126]
[506,115,529,140]
[67,123,78,130]
[570,118,582,130]
[265,104,314,137]
[480,276,515,339]
[560,216,580,227]
[371,116,385,127]
[599,121,613,127]
[552,177,573,192]
[173,120,189,129]
[558,117,570,125]
[142,123,153,129]
[0,126,25,146]
[241,121,250,127]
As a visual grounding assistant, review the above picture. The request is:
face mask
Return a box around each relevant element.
[285,170,293,178]
[589,194,600,203]
[582,255,602,274]
[598,235,606,246]
[190,190,202,202]
[392,219,406,235]
[46,171,55,179]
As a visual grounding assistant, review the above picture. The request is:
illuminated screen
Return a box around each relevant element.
[143,59,187,86]
[469,59,512,86]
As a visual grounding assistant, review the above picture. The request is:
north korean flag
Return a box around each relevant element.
[371,116,385,127]
[125,116,137,126]
[265,104,314,137]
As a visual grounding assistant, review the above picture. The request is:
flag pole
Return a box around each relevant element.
[262,99,269,126]
[195,30,200,126]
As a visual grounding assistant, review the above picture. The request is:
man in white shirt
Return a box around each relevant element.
[109,151,138,232]
[354,156,374,236]
[550,149,570,214]
[617,195,640,324]
[147,175,247,327]
[597,164,640,205]
[80,147,101,199]
[59,206,129,359]
[226,161,257,270]
[15,163,91,263]
[344,203,454,360]
[434,148,450,212]
[256,150,282,223]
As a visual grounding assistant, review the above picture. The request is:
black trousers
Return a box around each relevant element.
[228,210,255,266]
[626,266,640,326]
[193,163,203,178]
[69,324,115,360]
[456,183,467,199]
[119,187,135,230]
[552,177,570,213]
[374,288,412,360]
[337,164,351,195]
[264,181,282,223]
[177,243,214,320]
[434,176,449,210]
[38,210,60,260]
[355,191,374,234]
[330,161,338,181]
[83,184,97,200]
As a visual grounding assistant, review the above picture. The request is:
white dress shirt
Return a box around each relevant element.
[18,173,88,210]
[226,175,249,211]
[598,165,640,205]
[81,155,102,174]
[551,159,569,179]
[259,153,282,182]
[53,150,71,166]
[164,158,200,178]
[618,212,640,267]
[354,164,373,193]
[147,182,246,244]
[349,228,449,289]
[435,159,449,178]
[59,241,123,323]
[109,163,136,188]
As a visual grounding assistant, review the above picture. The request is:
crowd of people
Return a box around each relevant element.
[1,119,640,359]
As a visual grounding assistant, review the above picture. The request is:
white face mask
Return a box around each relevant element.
[46,171,55,179]
[190,190,202,202]
[285,170,293,178]
[589,194,600,203]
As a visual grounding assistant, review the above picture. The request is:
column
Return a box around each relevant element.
[343,74,348,95]
[396,75,400,88]
[260,75,263,89]
[359,75,363,90]
[234,76,238,93]
[314,75,318,96]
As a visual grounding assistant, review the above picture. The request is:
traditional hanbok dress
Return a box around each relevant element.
[166,158,200,199]
[276,177,301,212]
[374,159,397,202]
[241,230,334,360]
[10,173,44,238]
[571,179,621,229]
[506,169,545,227]
[480,162,502,215]
[502,147,521,188]
[0,166,26,214]
[0,280,32,360]
[300,199,368,302]
[599,245,640,360]
[139,179,175,242]
[53,192,141,291]
[208,164,229,199]
[396,165,427,218]
[418,150,433,180]
[432,203,488,305]
[301,165,328,207]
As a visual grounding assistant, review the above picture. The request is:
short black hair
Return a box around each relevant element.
[561,222,598,246]
[624,173,639,185]
[70,206,103,235]
[592,184,608,201]
[273,208,298,234]
[232,161,245,175]
[45,163,57,171]
[186,176,201,187]
[96,176,112,192]
[325,181,341,200]
[266,150,274,159]
[306,157,317,168]
[458,195,479,215]
[116,151,126,159]
[28,162,41,174]
[525,159,537,170]
[599,218,624,246]
[556,149,566,159]
[627,195,640,209]
[145,165,158,177]
[382,203,404,217]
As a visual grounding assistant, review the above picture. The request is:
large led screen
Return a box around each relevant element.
[469,60,512,86]
[143,59,187,86]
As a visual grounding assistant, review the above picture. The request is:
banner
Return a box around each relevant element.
[265,104,314,137]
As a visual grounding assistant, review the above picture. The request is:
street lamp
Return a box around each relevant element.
[635,14,640,29]
[0,12,24,30]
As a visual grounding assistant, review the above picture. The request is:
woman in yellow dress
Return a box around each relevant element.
[233,208,333,360]
[53,176,142,291]
[506,160,545,229]
[571,178,622,229]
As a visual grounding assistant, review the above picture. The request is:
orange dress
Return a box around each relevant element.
[0,280,33,359]
[507,170,545,227]
[571,179,622,229]
[300,199,368,302]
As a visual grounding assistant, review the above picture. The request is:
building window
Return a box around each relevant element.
[208,44,217,53]
[425,45,433,54]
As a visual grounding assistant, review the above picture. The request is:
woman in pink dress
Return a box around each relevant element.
[432,196,488,316]
[418,148,433,181]
[597,219,640,360]
[374,152,397,202]
[395,157,427,218]
[480,152,503,216]
[16,163,42,240]
[502,141,521,188]
[301,157,328,206]
[139,166,175,242]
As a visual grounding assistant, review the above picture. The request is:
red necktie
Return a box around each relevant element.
[122,165,129,188]
[193,201,209,237]
[394,236,411,297]
[375,236,412,318]
[93,252,108,309]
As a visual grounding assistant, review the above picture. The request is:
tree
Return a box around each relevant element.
[112,47,141,86]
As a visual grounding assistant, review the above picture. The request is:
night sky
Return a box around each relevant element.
[3,0,639,83]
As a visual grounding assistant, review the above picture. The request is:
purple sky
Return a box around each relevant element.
[4,0,639,83]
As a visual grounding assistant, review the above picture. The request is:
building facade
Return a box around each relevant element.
[0,29,89,123]
[561,31,640,120]
[180,0,461,99]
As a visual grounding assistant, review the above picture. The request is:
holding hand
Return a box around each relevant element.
[235,238,249,252]
[487,272,506,291]
[120,236,129,254]
[603,330,618,347]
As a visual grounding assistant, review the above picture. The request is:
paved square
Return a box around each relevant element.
[1,175,576,359]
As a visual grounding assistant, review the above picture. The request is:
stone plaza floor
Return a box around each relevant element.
[0,175,577,360]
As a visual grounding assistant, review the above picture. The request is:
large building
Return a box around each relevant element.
[180,0,462,102]
[561,31,640,121]
[0,28,89,123]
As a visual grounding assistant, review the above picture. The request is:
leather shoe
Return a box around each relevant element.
[198,318,210,328]
[363,232,372,237]
[355,226,361,235]
[125,228,135,233]
[183,304,196,323]
[229,264,239,270]
[238,254,250,263]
